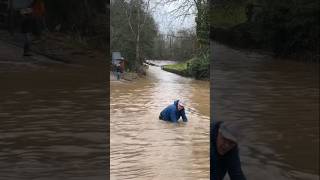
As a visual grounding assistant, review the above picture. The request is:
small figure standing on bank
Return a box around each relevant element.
[20,8,33,56]
[159,100,188,123]
[31,0,46,41]
[116,63,121,80]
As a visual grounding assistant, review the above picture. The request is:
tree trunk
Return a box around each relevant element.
[135,33,140,69]
[135,1,141,68]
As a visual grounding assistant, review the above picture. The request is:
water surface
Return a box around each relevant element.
[212,41,319,180]
[111,61,210,180]
[0,60,108,179]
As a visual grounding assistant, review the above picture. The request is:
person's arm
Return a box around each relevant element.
[181,110,188,122]
[227,147,246,180]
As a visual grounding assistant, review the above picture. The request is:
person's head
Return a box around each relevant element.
[177,100,185,111]
[216,122,238,155]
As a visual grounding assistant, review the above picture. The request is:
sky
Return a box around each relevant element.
[150,0,197,34]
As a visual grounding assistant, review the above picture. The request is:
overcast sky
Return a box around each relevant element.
[150,1,196,34]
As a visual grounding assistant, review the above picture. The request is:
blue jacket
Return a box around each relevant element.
[211,121,246,180]
[159,100,187,122]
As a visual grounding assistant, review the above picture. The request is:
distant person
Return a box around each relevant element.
[116,63,121,80]
[120,57,125,73]
[31,0,46,40]
[20,8,33,56]
[159,100,188,122]
[211,121,246,180]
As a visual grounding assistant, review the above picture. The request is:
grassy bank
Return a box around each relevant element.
[162,54,209,80]
[162,62,189,77]
[0,30,107,66]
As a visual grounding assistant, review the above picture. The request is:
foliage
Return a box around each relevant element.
[209,4,247,28]
[210,0,320,60]
[45,0,106,33]
[152,29,197,61]
[256,0,320,56]
[162,50,210,79]
[195,0,210,51]
[156,0,210,77]
[44,0,108,49]
[187,51,210,79]
[110,0,157,70]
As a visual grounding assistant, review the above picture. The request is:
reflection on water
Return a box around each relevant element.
[0,64,108,179]
[212,42,319,180]
[111,62,210,180]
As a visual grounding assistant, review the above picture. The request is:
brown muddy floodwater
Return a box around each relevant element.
[212,42,319,180]
[0,57,108,180]
[110,61,210,180]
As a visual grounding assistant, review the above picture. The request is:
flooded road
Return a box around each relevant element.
[110,61,210,180]
[0,56,108,179]
[212,42,319,180]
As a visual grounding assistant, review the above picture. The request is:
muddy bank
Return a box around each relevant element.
[110,71,139,81]
[0,30,107,69]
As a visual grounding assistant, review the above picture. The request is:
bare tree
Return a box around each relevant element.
[120,0,152,69]
[156,0,207,20]
[156,0,209,50]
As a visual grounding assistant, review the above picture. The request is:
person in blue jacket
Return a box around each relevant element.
[159,100,187,122]
[211,121,246,180]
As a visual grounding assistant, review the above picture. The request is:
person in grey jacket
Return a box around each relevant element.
[211,121,246,180]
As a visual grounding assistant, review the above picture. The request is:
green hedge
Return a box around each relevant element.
[162,53,210,79]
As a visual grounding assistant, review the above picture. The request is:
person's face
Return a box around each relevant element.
[216,132,236,155]
[177,104,184,111]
